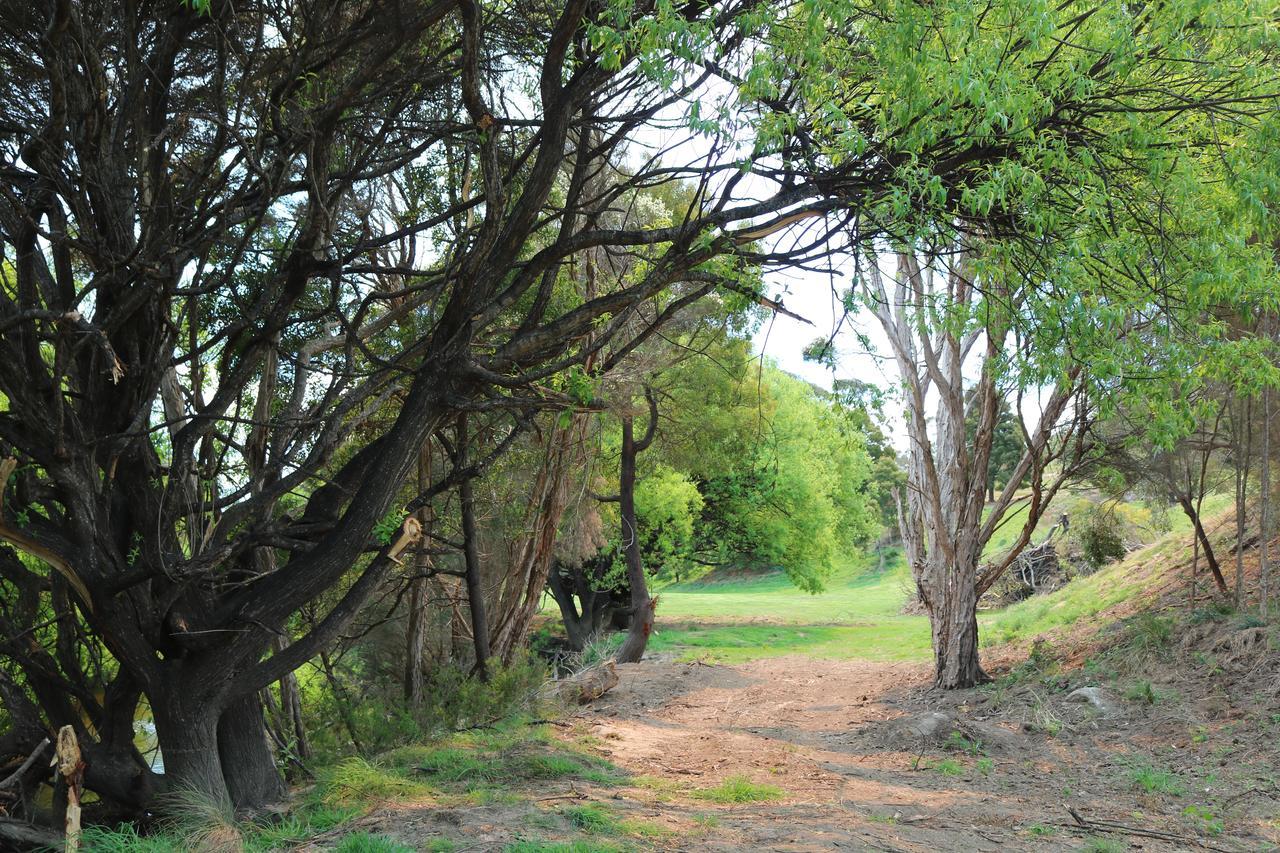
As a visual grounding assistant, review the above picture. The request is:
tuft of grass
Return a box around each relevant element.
[1182,803,1224,836]
[1127,762,1184,796]
[932,758,965,777]
[976,757,994,776]
[334,832,415,853]
[317,757,434,809]
[1026,823,1055,836]
[79,825,185,853]
[944,731,984,756]
[693,774,784,804]
[504,841,625,853]
[1123,680,1163,705]
[561,803,620,833]
[1081,838,1126,853]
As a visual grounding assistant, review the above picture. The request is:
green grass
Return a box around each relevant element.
[692,774,784,803]
[1127,762,1184,796]
[504,842,625,853]
[646,553,932,663]
[335,832,416,853]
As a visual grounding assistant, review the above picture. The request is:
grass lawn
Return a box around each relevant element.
[574,491,1232,666]
[648,553,933,663]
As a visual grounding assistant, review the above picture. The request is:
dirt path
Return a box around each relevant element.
[561,655,1263,852]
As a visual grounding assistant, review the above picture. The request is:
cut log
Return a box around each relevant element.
[560,661,620,704]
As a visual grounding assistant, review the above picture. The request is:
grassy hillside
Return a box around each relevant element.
[641,491,1239,666]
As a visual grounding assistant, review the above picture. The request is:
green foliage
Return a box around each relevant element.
[304,654,546,760]
[931,759,965,777]
[561,804,620,833]
[632,466,704,579]
[1123,680,1164,706]
[1182,803,1224,836]
[656,347,881,592]
[315,758,434,810]
[1081,839,1126,853]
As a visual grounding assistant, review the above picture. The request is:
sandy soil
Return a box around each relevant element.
[556,654,1276,852]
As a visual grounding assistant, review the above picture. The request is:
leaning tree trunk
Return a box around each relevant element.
[1179,496,1228,594]
[615,410,656,664]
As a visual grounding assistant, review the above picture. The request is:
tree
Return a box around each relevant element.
[865,247,1088,688]
[2,0,1276,812]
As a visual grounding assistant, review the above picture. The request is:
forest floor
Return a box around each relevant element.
[326,500,1280,852]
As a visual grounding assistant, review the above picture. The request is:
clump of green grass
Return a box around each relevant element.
[561,803,620,833]
[1026,823,1055,836]
[976,757,994,776]
[1127,762,1184,796]
[1182,803,1224,836]
[317,757,434,809]
[1081,837,1126,853]
[504,841,625,853]
[1123,680,1163,705]
[334,832,415,853]
[693,774,784,804]
[931,758,965,777]
[944,731,984,756]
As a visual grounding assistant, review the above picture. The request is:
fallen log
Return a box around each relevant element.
[558,661,620,704]
[0,817,63,849]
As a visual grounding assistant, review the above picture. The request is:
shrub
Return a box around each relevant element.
[1070,507,1128,571]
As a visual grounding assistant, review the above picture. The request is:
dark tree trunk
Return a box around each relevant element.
[150,697,225,806]
[458,415,492,681]
[547,565,591,651]
[1179,497,1228,593]
[217,694,286,810]
[615,413,655,664]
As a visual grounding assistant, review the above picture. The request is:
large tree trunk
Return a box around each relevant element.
[923,563,987,689]
[217,695,286,810]
[151,687,285,811]
[150,696,226,806]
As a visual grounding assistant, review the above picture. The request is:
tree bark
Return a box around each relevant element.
[217,694,286,810]
[150,697,226,807]
[405,445,434,703]
[1180,497,1228,594]
[615,409,656,665]
[458,415,492,681]
[1262,380,1271,617]
[925,562,987,688]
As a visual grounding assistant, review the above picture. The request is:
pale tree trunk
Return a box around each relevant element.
[864,247,1085,689]
[405,445,434,702]
[488,415,589,660]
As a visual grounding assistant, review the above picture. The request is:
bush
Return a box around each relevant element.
[1070,507,1128,571]
[304,652,548,760]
